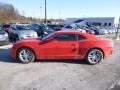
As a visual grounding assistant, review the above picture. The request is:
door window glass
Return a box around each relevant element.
[54,34,77,41]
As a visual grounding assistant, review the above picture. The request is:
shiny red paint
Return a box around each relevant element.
[12,31,114,61]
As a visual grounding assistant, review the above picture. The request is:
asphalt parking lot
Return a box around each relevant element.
[0,36,120,90]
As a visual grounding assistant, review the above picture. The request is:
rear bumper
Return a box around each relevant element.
[104,47,114,59]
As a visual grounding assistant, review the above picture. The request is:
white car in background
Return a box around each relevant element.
[105,27,113,34]
[99,27,109,35]
[62,25,86,33]
[0,25,9,45]
[9,24,38,41]
[110,27,117,33]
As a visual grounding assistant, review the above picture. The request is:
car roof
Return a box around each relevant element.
[56,30,88,35]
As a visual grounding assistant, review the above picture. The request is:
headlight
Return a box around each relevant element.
[19,34,26,39]
[19,32,38,39]
[33,32,38,37]
[44,32,48,34]
[4,33,8,37]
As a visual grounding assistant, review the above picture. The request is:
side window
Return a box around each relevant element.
[54,34,77,41]
[78,35,87,40]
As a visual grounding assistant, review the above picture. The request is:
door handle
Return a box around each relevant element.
[72,48,77,51]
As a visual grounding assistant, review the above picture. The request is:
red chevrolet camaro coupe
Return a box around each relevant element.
[12,31,114,65]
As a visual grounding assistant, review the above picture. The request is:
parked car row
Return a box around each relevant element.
[62,24,118,35]
[0,23,119,45]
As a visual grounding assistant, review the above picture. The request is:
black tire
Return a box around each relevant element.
[18,48,35,64]
[86,49,103,65]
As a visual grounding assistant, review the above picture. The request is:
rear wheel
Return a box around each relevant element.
[18,48,35,63]
[86,49,103,65]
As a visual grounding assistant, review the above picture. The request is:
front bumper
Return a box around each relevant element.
[0,38,9,46]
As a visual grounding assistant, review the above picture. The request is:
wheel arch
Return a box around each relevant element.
[16,46,37,60]
[85,47,105,59]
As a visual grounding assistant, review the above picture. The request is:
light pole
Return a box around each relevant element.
[45,0,47,24]
[40,6,42,23]
[115,17,120,39]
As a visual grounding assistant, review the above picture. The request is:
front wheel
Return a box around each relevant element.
[86,49,103,65]
[18,48,35,63]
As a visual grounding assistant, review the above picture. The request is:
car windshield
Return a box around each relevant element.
[11,25,31,30]
[41,32,55,41]
[31,24,39,30]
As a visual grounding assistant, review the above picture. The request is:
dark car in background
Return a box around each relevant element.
[0,25,9,45]
[31,24,40,33]
[48,24,64,31]
[2,24,11,33]
[39,25,55,37]
[31,24,55,38]
[89,27,100,35]
[31,24,44,37]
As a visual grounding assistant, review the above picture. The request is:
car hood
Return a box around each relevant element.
[15,30,36,34]
[14,38,40,45]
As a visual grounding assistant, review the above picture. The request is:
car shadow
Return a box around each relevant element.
[36,59,88,65]
[0,48,19,63]
[0,47,88,65]
[35,59,89,65]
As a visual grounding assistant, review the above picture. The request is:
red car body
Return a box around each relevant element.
[12,31,113,62]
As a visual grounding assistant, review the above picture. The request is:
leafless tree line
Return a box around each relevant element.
[0,2,64,23]
[0,2,21,22]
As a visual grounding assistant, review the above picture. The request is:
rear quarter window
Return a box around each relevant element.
[78,35,87,40]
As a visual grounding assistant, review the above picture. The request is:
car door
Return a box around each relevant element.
[40,34,79,59]
[77,34,88,59]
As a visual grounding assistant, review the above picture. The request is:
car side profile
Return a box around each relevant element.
[12,31,114,65]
